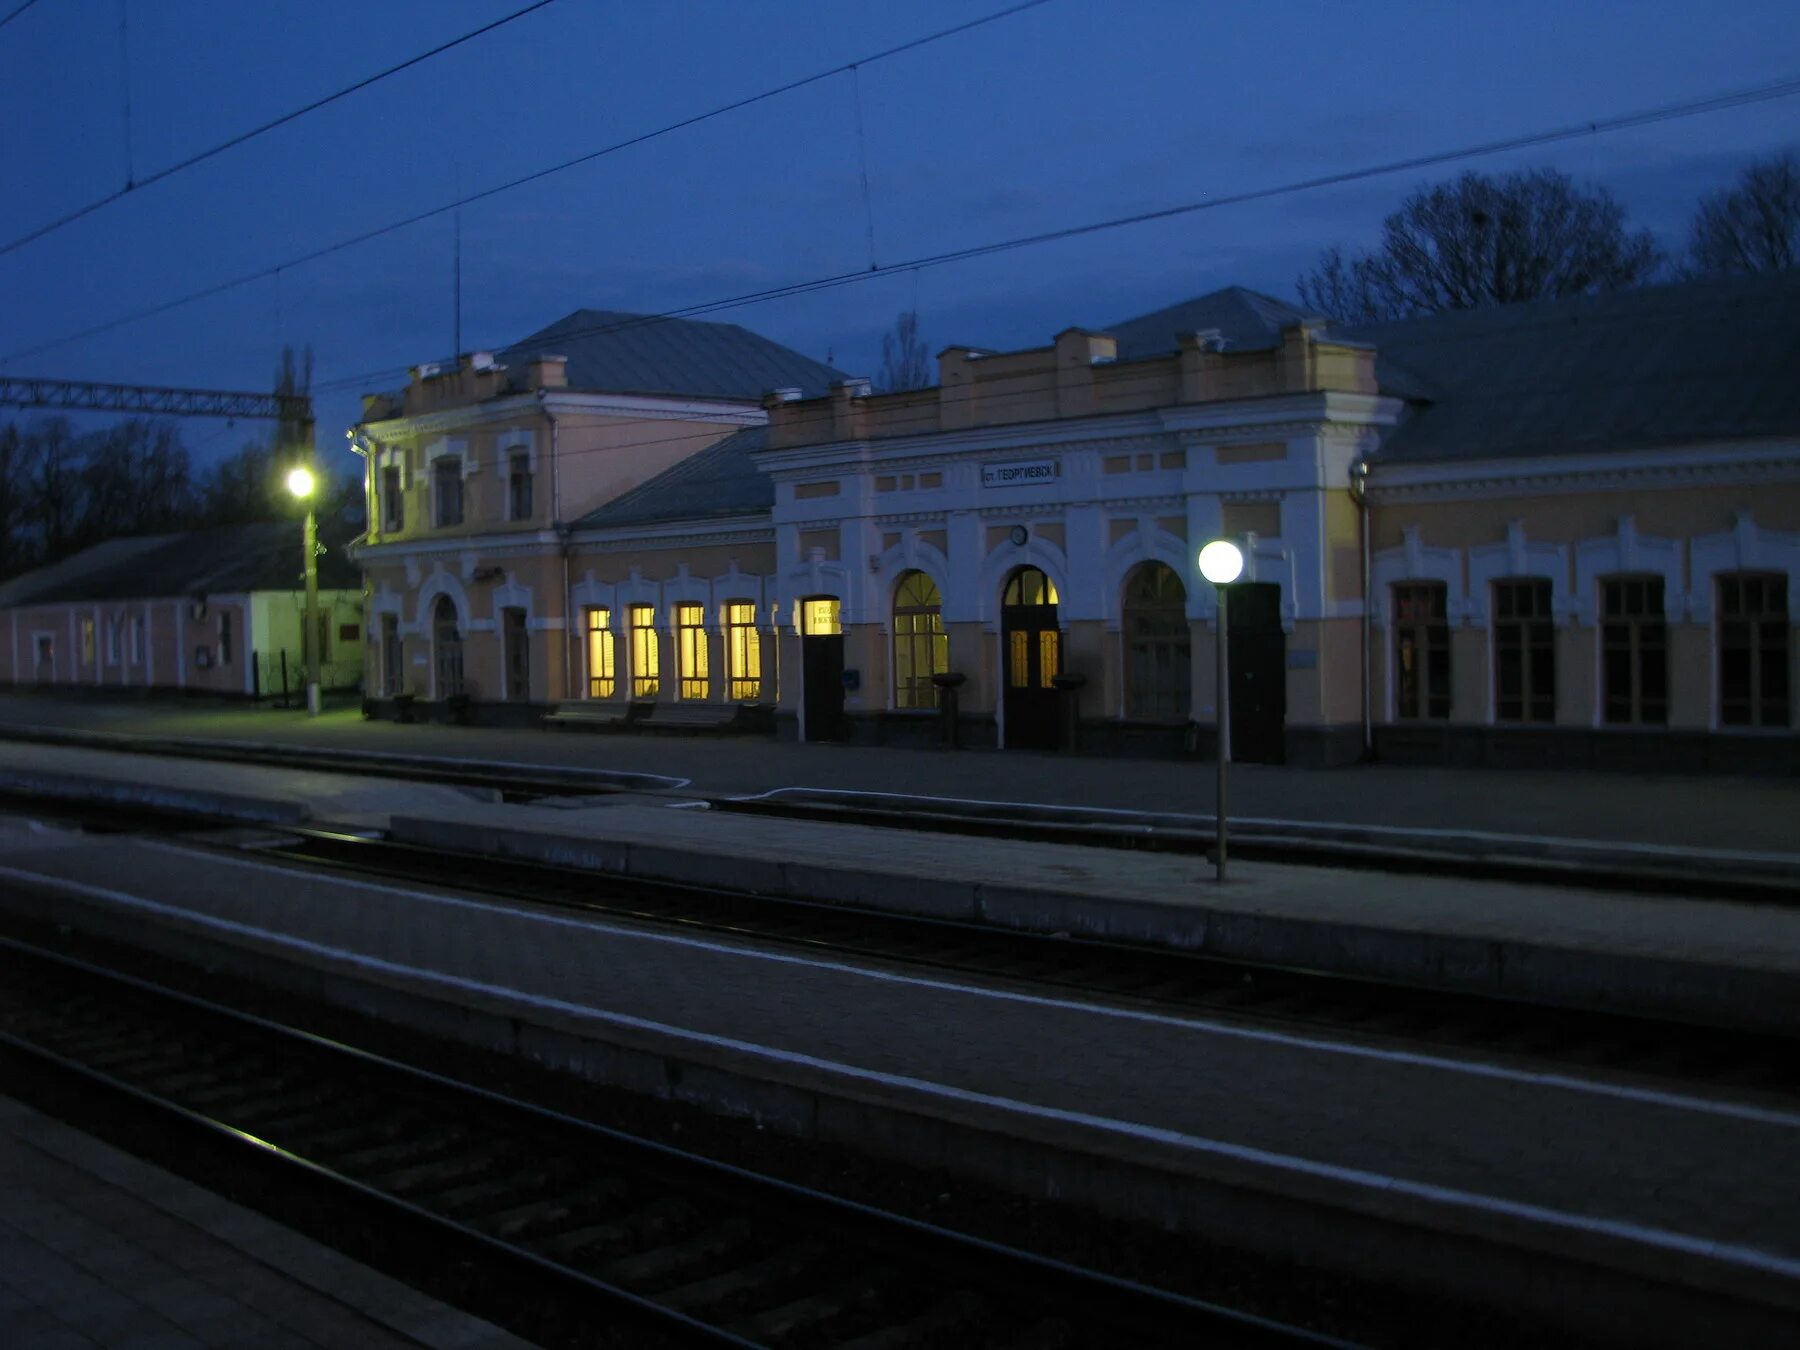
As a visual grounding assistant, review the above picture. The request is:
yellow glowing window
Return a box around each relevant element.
[586,608,616,699]
[677,603,709,700]
[801,597,841,635]
[630,605,659,698]
[724,602,761,701]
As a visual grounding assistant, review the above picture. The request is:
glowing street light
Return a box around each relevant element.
[286,464,322,716]
[1199,539,1244,882]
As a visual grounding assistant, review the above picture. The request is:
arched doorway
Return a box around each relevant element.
[892,571,946,709]
[1001,566,1060,749]
[432,595,464,699]
[1123,562,1189,719]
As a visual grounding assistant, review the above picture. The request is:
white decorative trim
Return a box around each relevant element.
[1102,526,1192,628]
[1467,521,1570,628]
[1367,441,1800,502]
[1371,527,1467,630]
[1688,509,1800,624]
[1572,516,1683,626]
[976,535,1070,630]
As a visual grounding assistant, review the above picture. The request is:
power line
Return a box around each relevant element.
[0,0,560,260]
[0,0,44,34]
[0,0,1058,364]
[309,71,1800,397]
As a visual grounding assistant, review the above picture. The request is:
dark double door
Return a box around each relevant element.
[1002,601,1061,751]
[1226,582,1285,764]
[802,633,849,742]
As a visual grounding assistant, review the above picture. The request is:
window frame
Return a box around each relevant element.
[381,464,405,532]
[723,601,761,702]
[1392,581,1451,721]
[1718,571,1790,729]
[676,603,709,700]
[1492,578,1554,724]
[892,572,947,711]
[1121,563,1189,721]
[432,457,464,528]
[585,608,617,699]
[629,605,660,699]
[507,451,533,522]
[1599,575,1667,727]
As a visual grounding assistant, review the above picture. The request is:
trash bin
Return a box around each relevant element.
[930,671,968,748]
[1051,673,1087,752]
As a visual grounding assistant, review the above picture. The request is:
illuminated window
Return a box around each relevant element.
[1002,567,1059,690]
[724,602,761,701]
[677,603,709,699]
[1123,563,1188,719]
[1601,577,1666,725]
[801,597,841,635]
[585,608,616,698]
[80,618,95,665]
[1493,579,1553,722]
[1719,572,1788,727]
[630,605,659,698]
[892,572,946,709]
[1393,582,1450,720]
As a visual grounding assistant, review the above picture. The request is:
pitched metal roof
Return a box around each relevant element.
[0,521,361,608]
[1104,286,1318,358]
[1337,269,1800,464]
[576,425,773,530]
[499,310,846,402]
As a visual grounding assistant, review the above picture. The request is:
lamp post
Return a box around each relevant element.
[1199,539,1245,882]
[285,466,322,717]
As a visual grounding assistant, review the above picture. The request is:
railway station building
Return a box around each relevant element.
[350,271,1799,770]
[0,521,364,699]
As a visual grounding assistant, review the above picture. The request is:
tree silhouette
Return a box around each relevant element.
[1298,169,1662,323]
[1687,150,1800,277]
[877,311,932,392]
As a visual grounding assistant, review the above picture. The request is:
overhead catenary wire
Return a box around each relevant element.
[302,62,1800,400]
[0,0,1058,364]
[0,0,44,35]
[0,0,561,260]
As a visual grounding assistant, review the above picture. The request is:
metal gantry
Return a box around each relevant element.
[0,374,311,429]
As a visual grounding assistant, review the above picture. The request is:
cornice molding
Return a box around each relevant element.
[573,527,775,554]
[1369,450,1800,503]
[360,390,764,439]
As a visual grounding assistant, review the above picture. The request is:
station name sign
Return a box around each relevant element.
[981,458,1059,488]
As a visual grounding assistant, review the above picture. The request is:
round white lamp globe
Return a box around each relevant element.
[1198,539,1244,585]
[285,466,316,499]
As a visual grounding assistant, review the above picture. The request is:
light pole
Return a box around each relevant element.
[1199,539,1245,882]
[285,465,322,717]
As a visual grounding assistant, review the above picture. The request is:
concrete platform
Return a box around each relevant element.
[1,829,1797,1347]
[2,739,1797,1029]
[0,1095,531,1349]
[3,692,1798,855]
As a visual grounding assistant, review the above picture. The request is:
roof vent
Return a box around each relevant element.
[1193,329,1227,353]
[769,387,804,403]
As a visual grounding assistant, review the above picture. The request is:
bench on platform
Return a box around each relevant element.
[541,700,643,731]
[543,700,773,735]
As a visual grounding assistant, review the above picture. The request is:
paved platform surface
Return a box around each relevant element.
[4,740,1797,1027]
[3,692,1798,853]
[2,827,1797,1328]
[0,1095,532,1349]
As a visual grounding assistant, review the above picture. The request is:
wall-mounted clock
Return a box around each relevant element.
[1009,524,1029,547]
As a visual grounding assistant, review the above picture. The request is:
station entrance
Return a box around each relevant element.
[1227,581,1286,763]
[1001,567,1061,750]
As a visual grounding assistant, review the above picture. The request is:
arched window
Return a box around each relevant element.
[1123,563,1189,719]
[892,572,947,709]
[1002,567,1059,608]
[630,605,660,698]
[1001,567,1059,693]
[432,595,464,698]
[724,602,761,701]
[585,608,616,699]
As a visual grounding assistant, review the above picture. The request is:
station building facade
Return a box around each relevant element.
[353,273,1800,771]
[0,521,364,699]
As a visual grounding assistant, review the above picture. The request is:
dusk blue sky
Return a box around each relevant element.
[2,0,1796,482]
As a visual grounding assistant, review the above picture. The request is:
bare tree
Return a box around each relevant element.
[1687,150,1800,277]
[1298,169,1662,323]
[877,311,932,392]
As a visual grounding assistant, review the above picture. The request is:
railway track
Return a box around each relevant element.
[0,937,1348,1349]
[188,818,1800,1103]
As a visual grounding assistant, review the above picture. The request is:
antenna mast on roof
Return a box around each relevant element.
[453,207,463,361]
